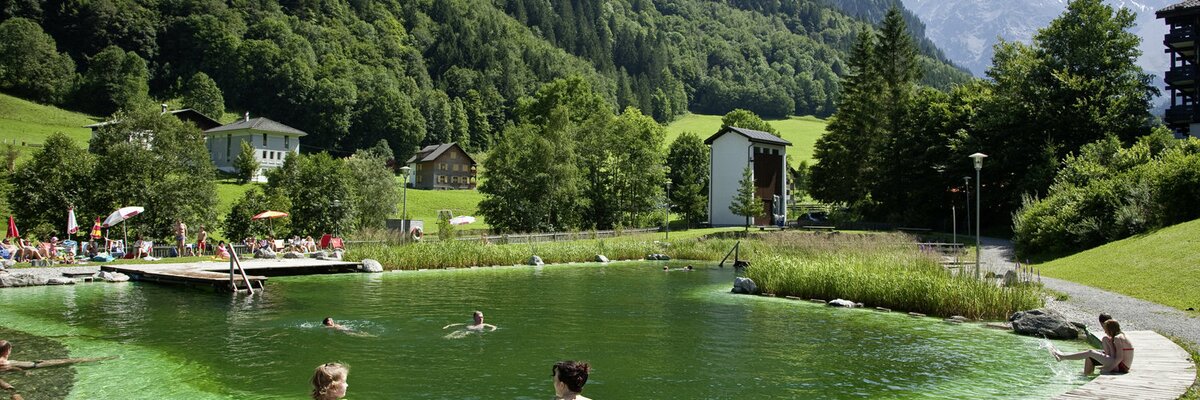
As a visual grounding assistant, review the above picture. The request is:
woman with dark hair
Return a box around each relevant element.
[1053,319,1135,374]
[552,360,592,400]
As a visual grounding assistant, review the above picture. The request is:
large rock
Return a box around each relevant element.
[731,277,758,294]
[595,255,609,263]
[99,271,130,282]
[282,251,305,259]
[0,274,47,287]
[45,277,75,285]
[828,299,857,308]
[361,259,384,273]
[1009,309,1081,339]
[528,255,544,266]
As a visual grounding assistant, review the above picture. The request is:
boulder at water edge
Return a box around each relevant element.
[99,271,130,282]
[528,255,544,266]
[595,255,609,263]
[361,259,384,273]
[731,277,758,294]
[283,251,305,259]
[1009,309,1080,339]
[0,274,47,287]
[45,277,75,285]
[254,248,277,259]
[828,299,857,308]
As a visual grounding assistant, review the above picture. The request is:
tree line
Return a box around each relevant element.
[810,0,1167,256]
[1,0,968,164]
[5,109,398,242]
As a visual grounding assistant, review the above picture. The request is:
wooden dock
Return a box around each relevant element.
[1056,331,1196,400]
[100,259,362,292]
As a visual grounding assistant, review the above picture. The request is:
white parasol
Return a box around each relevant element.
[448,215,476,225]
[102,206,144,255]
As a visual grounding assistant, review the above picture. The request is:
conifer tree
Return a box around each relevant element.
[729,165,762,231]
[234,141,259,184]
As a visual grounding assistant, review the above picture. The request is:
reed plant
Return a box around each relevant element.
[743,233,1043,319]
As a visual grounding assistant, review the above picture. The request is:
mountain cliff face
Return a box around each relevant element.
[903,0,1170,78]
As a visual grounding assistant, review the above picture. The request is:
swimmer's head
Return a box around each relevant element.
[552,360,590,395]
[473,311,483,324]
[663,266,669,271]
[322,317,334,326]
[311,362,349,399]
[0,340,11,358]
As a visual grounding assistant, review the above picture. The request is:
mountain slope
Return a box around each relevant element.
[2,0,969,159]
[903,0,1170,78]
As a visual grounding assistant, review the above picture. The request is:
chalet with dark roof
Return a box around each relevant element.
[705,126,792,227]
[1160,0,1200,137]
[405,143,476,190]
[205,112,306,182]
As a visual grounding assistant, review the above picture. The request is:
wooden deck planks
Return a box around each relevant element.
[1055,331,1196,400]
[100,259,362,291]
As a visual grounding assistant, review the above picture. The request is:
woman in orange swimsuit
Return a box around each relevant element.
[1054,319,1134,374]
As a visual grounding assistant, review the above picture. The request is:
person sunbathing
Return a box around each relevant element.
[132,237,152,259]
[214,242,230,260]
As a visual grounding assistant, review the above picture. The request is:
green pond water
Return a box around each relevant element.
[0,261,1091,399]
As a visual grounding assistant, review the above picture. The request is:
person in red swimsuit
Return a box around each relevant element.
[1054,319,1135,374]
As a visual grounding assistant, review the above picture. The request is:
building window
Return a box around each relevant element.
[452,164,459,172]
[262,133,267,146]
[416,175,423,183]
[450,152,457,159]
[226,135,232,160]
[440,163,447,171]
[284,136,290,148]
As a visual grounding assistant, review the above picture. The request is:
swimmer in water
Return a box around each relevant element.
[322,318,375,337]
[443,311,497,339]
[1,339,114,397]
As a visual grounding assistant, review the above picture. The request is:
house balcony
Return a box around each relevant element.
[1165,105,1196,126]
[1166,64,1198,87]
[1166,25,1197,50]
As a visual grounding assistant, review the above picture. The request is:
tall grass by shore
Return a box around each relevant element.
[347,231,1043,319]
[742,233,1043,319]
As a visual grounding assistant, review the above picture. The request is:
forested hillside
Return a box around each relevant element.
[0,0,968,161]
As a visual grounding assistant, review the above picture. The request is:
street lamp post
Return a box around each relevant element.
[664,178,672,241]
[968,153,988,280]
[399,165,411,242]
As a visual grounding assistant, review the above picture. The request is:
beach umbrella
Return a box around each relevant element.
[251,210,289,235]
[448,215,476,225]
[90,217,103,240]
[103,206,144,254]
[6,216,17,239]
[67,207,79,235]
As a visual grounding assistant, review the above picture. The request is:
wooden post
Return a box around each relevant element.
[228,245,255,294]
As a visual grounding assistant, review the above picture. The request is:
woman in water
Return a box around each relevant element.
[311,362,349,400]
[552,360,592,400]
[1053,319,1135,374]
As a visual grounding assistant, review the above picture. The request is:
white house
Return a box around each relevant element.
[205,112,306,182]
[705,126,791,227]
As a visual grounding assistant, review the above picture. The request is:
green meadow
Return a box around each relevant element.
[664,113,828,163]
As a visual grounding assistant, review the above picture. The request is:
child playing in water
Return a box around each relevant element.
[311,362,349,400]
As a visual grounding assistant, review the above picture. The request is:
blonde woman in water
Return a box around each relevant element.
[311,362,349,400]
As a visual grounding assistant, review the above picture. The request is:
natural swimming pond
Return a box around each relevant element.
[0,261,1090,399]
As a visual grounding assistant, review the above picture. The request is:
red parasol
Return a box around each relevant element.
[6,215,18,239]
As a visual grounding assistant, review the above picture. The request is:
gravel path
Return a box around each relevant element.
[977,237,1200,349]
[0,265,100,279]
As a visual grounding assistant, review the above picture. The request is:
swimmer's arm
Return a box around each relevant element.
[442,323,464,330]
[485,324,497,331]
[0,378,13,390]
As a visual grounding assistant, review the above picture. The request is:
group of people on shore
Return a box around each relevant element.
[311,311,593,399]
[243,235,320,254]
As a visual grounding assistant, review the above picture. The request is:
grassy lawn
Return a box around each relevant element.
[0,93,98,145]
[1035,218,1200,313]
[664,113,828,163]
[393,182,488,228]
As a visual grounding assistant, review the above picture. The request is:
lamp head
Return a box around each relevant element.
[969,153,988,170]
[399,165,411,174]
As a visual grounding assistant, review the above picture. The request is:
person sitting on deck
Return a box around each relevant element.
[0,240,16,262]
[1052,319,1135,374]
[17,238,42,262]
[304,236,318,253]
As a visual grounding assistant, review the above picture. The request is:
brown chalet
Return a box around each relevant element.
[405,143,477,190]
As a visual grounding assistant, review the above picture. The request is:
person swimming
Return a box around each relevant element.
[321,318,375,337]
[442,311,498,339]
[552,360,592,400]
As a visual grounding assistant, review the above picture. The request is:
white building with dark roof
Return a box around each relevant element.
[705,126,791,227]
[205,112,306,182]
